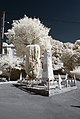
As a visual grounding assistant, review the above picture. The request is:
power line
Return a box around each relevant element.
[50,18,80,24]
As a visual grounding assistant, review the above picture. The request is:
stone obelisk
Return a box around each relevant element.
[42,49,54,88]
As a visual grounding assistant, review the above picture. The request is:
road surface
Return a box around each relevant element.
[0,81,80,119]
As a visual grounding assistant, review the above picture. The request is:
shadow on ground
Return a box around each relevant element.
[13,84,49,97]
[71,105,80,108]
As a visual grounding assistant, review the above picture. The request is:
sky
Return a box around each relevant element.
[0,0,80,43]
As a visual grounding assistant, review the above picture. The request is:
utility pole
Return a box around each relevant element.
[0,11,5,54]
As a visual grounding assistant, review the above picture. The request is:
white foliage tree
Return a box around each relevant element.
[61,49,74,72]
[71,51,80,67]
[61,41,80,71]
[5,15,52,56]
[51,39,63,64]
[72,40,80,67]
[51,40,78,72]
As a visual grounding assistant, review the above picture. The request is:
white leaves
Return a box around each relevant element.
[5,15,52,56]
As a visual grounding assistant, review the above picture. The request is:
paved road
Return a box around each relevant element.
[0,82,80,119]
